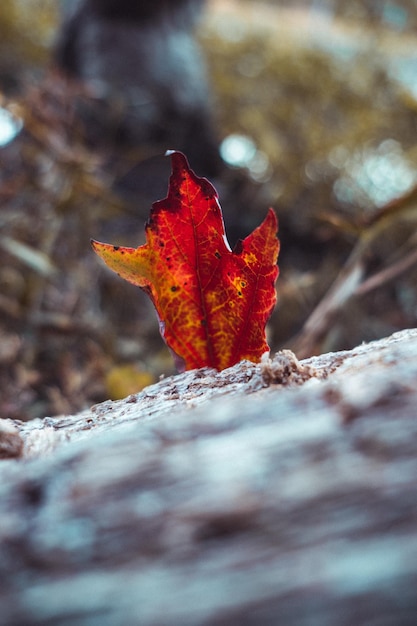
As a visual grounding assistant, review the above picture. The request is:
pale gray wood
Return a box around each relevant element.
[1,329,417,625]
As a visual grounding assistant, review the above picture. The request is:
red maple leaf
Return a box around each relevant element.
[92,151,279,371]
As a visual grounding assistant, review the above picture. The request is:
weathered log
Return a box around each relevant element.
[1,329,417,625]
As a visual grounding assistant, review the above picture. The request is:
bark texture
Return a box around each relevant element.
[1,329,417,625]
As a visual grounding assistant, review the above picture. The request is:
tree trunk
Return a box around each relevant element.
[1,329,417,625]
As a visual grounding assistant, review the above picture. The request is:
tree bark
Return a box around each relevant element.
[1,329,417,625]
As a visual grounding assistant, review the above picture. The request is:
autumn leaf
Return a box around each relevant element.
[92,151,279,371]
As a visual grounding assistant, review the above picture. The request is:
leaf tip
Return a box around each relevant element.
[91,239,108,255]
[166,149,190,173]
[267,207,278,229]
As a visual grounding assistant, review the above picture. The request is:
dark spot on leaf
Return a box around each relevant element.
[113,246,119,251]
[200,179,214,196]
[240,281,246,287]
[159,241,165,247]
[201,319,207,326]
[215,251,221,259]
[237,291,242,296]
[171,286,179,292]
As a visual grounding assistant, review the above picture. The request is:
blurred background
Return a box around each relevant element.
[0,0,416,420]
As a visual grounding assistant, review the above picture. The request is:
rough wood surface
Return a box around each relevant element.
[1,329,417,625]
